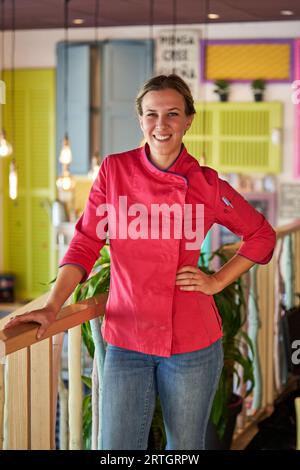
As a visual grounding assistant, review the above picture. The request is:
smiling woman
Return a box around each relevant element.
[4,74,276,450]
[136,75,195,170]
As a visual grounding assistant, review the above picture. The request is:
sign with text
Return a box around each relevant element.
[279,183,300,218]
[155,30,200,100]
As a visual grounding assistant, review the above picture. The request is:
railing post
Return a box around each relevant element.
[30,339,53,449]
[248,264,262,412]
[52,333,65,448]
[68,325,82,450]
[3,348,31,449]
[266,255,275,406]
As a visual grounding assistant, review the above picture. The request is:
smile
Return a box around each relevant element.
[154,135,172,142]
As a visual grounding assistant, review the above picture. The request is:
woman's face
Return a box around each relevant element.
[139,88,194,163]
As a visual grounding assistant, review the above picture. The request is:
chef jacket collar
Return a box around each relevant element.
[141,142,188,186]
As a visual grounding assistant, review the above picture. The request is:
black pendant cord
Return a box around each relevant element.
[0,0,4,129]
[149,0,154,44]
[94,0,99,43]
[11,0,15,154]
[64,0,70,140]
[0,0,4,84]
[172,0,177,73]
[201,0,209,163]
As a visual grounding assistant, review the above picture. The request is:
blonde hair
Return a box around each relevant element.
[136,74,196,117]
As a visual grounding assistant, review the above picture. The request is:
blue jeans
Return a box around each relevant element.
[101,338,224,450]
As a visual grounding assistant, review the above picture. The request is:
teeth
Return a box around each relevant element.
[155,135,171,141]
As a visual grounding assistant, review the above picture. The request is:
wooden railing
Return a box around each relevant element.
[0,219,300,450]
[0,293,107,450]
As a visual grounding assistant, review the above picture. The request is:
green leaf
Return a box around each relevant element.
[81,375,92,389]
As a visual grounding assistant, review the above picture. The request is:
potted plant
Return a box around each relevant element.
[251,79,266,102]
[70,243,254,450]
[202,247,255,449]
[213,79,230,102]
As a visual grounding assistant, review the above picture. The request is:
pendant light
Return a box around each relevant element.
[56,0,74,192]
[149,0,154,48]
[199,0,209,167]
[0,129,12,157]
[88,0,100,181]
[8,0,17,200]
[171,0,177,73]
[138,0,154,148]
[0,0,13,159]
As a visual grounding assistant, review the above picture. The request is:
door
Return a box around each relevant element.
[102,40,153,156]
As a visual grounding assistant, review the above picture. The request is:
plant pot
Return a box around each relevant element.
[254,92,264,102]
[219,93,229,102]
[205,393,243,450]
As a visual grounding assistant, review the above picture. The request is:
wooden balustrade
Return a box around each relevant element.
[0,219,300,450]
[0,292,107,450]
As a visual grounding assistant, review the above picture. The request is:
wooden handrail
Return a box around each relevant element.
[0,293,108,359]
[275,218,300,238]
[221,219,300,253]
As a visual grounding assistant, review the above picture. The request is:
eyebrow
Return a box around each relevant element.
[145,107,181,112]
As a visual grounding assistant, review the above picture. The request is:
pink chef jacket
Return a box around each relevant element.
[59,143,276,357]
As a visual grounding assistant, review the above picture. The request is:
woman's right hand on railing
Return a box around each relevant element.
[3,305,59,340]
[2,265,87,341]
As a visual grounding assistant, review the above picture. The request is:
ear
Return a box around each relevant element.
[186,114,194,130]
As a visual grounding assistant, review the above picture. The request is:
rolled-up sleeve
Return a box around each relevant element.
[214,176,276,264]
[58,157,109,282]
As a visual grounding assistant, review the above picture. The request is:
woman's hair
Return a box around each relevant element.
[135,74,196,117]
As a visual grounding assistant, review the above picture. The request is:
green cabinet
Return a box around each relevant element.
[1,69,56,299]
[183,102,282,174]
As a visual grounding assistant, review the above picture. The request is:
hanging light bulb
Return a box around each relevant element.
[8,0,17,200]
[9,158,17,199]
[56,0,75,194]
[56,165,75,192]
[88,153,101,181]
[89,0,100,171]
[0,129,12,157]
[0,2,13,159]
[59,134,72,164]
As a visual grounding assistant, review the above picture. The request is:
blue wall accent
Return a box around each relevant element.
[56,43,90,175]
[101,40,153,156]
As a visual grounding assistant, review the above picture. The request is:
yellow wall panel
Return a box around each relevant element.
[206,43,291,80]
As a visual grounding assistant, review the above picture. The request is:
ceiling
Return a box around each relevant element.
[1,0,300,30]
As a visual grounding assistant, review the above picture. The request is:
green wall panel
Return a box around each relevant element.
[183,101,282,174]
[2,69,56,299]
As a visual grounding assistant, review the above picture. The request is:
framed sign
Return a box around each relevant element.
[155,30,200,100]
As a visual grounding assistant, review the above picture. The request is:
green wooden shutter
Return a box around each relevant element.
[2,69,56,299]
[183,102,282,174]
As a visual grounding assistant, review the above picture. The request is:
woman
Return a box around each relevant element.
[4,75,276,450]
